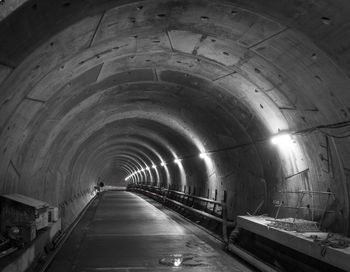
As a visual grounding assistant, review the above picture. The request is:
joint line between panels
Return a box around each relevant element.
[248,26,289,49]
[279,106,319,112]
[88,11,106,48]
[165,29,175,52]
[153,68,159,81]
[0,61,15,69]
[284,168,309,180]
[212,71,237,81]
[23,96,46,103]
[9,160,21,178]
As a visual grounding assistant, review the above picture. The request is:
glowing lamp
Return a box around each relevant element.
[271,133,294,147]
[199,152,208,159]
[173,257,182,267]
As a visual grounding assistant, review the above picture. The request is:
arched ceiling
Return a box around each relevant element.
[0,0,350,231]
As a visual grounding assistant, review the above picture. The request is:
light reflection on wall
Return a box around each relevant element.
[173,156,186,189]
[198,149,216,197]
[160,161,171,188]
[271,133,308,177]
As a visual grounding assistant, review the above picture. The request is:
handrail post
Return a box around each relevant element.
[221,201,228,244]
[162,190,167,205]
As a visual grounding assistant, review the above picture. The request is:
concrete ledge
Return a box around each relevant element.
[237,216,350,271]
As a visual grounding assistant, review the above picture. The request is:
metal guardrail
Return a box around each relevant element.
[127,184,235,242]
[128,185,280,272]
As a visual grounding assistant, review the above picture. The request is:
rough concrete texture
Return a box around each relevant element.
[0,0,350,234]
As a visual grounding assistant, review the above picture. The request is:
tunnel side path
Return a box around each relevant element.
[47,190,254,272]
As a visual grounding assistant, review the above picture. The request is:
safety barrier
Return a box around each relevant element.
[127,184,281,272]
[127,184,235,242]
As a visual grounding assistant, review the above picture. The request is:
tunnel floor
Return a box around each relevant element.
[46,190,254,272]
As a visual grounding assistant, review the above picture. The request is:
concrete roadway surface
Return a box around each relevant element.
[46,190,255,272]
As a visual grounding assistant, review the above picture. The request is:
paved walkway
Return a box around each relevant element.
[47,190,253,272]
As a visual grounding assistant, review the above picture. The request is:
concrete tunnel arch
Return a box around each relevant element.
[0,0,349,236]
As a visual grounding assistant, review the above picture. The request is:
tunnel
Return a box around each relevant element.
[0,0,350,271]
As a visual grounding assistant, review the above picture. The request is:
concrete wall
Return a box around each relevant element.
[0,0,350,235]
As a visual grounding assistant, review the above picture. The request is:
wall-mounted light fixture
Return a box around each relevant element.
[271,132,294,147]
[199,152,208,159]
[174,158,181,164]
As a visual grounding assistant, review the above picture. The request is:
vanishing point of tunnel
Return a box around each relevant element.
[0,0,350,271]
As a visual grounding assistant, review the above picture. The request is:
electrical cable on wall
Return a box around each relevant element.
[294,120,350,138]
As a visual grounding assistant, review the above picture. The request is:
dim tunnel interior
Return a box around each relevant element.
[1,0,350,270]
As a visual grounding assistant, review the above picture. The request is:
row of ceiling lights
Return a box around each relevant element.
[124,117,350,182]
[124,132,295,181]
[125,151,210,181]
